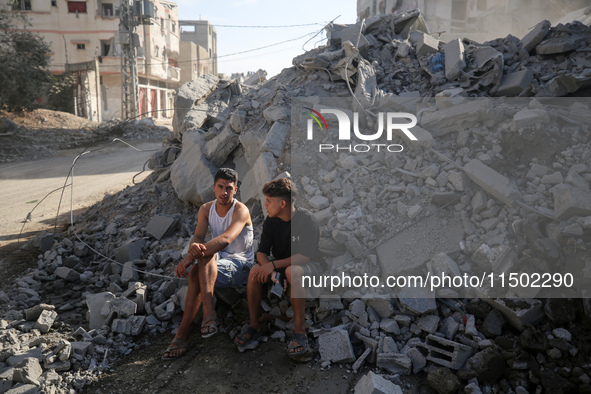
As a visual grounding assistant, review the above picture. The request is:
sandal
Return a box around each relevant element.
[287,333,309,357]
[234,325,262,346]
[162,338,190,361]
[201,316,219,339]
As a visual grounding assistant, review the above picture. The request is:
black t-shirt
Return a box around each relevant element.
[257,206,324,265]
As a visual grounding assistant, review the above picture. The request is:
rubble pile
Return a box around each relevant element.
[0,115,171,164]
[2,10,591,394]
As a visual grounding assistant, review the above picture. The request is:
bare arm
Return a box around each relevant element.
[175,204,210,278]
[201,202,251,255]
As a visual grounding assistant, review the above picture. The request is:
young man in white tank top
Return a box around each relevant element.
[162,168,254,360]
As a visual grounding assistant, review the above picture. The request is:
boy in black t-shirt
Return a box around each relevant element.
[234,178,323,357]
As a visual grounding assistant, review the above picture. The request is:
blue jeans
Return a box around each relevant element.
[214,254,254,288]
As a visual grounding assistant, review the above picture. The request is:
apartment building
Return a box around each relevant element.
[179,20,217,77]
[1,0,181,121]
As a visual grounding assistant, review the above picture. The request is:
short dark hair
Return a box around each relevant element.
[214,168,238,184]
[262,178,297,205]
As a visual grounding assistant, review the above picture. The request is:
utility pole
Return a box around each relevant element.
[119,0,138,119]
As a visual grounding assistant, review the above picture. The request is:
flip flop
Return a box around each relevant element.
[287,333,309,357]
[201,317,219,339]
[162,338,190,361]
[234,325,262,346]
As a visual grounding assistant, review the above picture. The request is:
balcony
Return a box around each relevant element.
[167,66,180,82]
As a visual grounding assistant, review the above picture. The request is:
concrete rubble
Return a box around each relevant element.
[2,9,591,394]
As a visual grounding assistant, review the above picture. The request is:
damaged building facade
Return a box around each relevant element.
[178,20,217,84]
[0,0,182,121]
[357,0,590,42]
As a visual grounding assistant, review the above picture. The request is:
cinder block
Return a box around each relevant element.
[318,328,355,363]
[114,239,147,263]
[146,215,177,240]
[463,159,522,206]
[424,334,473,370]
[444,39,466,81]
[494,70,534,97]
[554,185,591,220]
[354,371,403,394]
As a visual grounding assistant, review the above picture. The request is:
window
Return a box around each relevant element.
[76,43,86,50]
[100,39,111,56]
[68,1,87,13]
[171,21,176,33]
[101,3,113,16]
[12,0,32,10]
[51,0,57,7]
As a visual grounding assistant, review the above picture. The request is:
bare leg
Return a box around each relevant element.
[286,266,306,353]
[198,254,218,323]
[167,263,203,358]
[246,264,265,330]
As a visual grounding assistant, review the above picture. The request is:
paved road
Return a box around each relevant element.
[0,139,162,247]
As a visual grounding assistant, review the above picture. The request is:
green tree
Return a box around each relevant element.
[0,2,52,111]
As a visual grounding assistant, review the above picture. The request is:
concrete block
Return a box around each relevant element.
[416,33,439,57]
[439,316,460,340]
[318,329,355,363]
[129,316,146,336]
[102,297,137,319]
[407,347,427,374]
[428,253,461,278]
[494,70,534,97]
[417,315,439,334]
[86,292,116,329]
[146,215,177,240]
[520,20,551,53]
[463,159,522,206]
[424,334,472,370]
[111,319,132,335]
[536,36,580,55]
[70,342,93,358]
[0,379,12,393]
[366,299,394,319]
[54,267,80,282]
[261,122,290,158]
[554,185,591,220]
[37,233,55,253]
[33,310,57,334]
[121,261,139,285]
[354,332,378,363]
[24,304,55,322]
[354,371,403,394]
[114,239,147,263]
[480,297,543,331]
[420,99,494,137]
[0,366,14,380]
[444,39,466,82]
[379,318,400,335]
[13,358,43,386]
[376,353,412,375]
[397,286,437,315]
[6,347,43,367]
[512,108,550,129]
[329,23,370,57]
[262,106,288,124]
[229,109,246,133]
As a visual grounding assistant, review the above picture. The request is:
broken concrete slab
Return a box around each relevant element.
[376,353,412,375]
[520,20,551,53]
[203,123,241,167]
[170,130,218,205]
[536,35,580,55]
[354,371,403,394]
[377,212,463,276]
[172,75,220,138]
[145,215,177,240]
[512,108,550,129]
[12,358,43,386]
[444,39,466,82]
[86,292,116,330]
[114,239,147,264]
[54,267,80,282]
[419,99,494,137]
[261,122,290,158]
[554,185,591,220]
[318,328,355,363]
[397,286,437,315]
[494,70,534,97]
[24,304,55,322]
[480,298,543,331]
[463,159,522,206]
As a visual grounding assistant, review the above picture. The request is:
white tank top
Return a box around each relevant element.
[209,199,254,262]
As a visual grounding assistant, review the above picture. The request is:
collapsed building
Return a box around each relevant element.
[2,10,591,394]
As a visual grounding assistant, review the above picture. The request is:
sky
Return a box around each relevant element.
[174,0,358,78]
